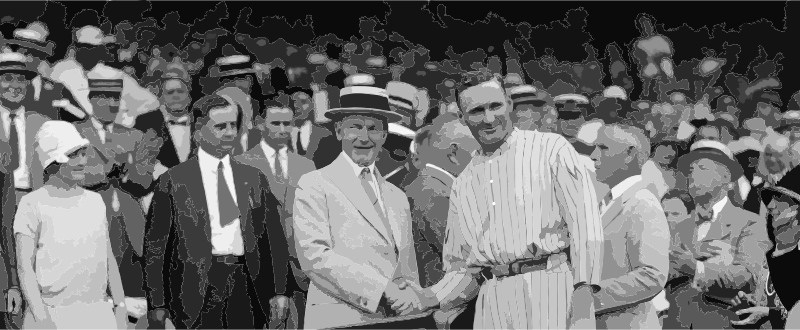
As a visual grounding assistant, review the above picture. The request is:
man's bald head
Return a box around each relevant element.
[602,124,651,167]
[415,111,479,175]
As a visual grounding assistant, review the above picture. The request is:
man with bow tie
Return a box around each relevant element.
[663,140,769,329]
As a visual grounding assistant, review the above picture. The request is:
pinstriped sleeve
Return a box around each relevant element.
[550,135,603,286]
[429,181,481,310]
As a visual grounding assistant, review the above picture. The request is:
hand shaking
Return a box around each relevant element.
[384,279,438,315]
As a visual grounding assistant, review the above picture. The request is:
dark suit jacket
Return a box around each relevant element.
[134,110,195,170]
[665,202,770,329]
[235,144,316,293]
[766,247,800,312]
[0,168,15,308]
[405,165,453,288]
[143,157,286,328]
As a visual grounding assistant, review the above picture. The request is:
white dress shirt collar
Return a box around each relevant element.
[425,163,456,182]
[162,106,191,124]
[261,141,288,160]
[198,147,231,170]
[341,151,376,178]
[610,175,643,200]
[711,196,728,222]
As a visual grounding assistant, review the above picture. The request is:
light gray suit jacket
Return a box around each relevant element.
[595,178,670,329]
[293,153,420,329]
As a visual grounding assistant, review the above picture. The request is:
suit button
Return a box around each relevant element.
[492,202,496,206]
[490,179,493,183]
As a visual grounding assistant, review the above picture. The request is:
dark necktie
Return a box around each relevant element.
[168,119,189,126]
[217,161,240,227]
[295,133,306,156]
[8,113,19,172]
[274,152,284,181]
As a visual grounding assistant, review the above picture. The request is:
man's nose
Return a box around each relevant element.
[590,147,600,160]
[485,111,496,123]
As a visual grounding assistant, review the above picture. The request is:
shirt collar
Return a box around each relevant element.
[260,140,287,159]
[340,151,376,178]
[477,127,519,158]
[161,106,191,124]
[712,196,728,221]
[610,175,643,200]
[198,147,231,171]
[425,163,456,182]
[90,117,113,131]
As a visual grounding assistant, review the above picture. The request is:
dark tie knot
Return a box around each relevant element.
[360,167,371,179]
[8,113,16,120]
[696,211,713,225]
[603,192,613,206]
[218,161,225,170]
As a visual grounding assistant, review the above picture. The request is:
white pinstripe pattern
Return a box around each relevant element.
[430,129,603,329]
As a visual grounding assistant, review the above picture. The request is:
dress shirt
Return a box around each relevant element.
[90,117,114,144]
[425,163,456,182]
[696,196,728,274]
[601,175,642,214]
[260,141,288,180]
[198,147,244,256]
[162,107,192,163]
[299,120,312,150]
[1,104,28,188]
[340,151,384,213]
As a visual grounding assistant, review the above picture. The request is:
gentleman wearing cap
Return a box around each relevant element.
[664,140,769,329]
[1,22,82,122]
[50,26,158,126]
[381,81,418,188]
[72,65,160,324]
[507,85,551,131]
[760,166,800,316]
[293,79,423,329]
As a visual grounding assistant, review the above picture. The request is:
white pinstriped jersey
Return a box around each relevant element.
[429,128,604,329]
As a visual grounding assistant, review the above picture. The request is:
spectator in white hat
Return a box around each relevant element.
[50,26,159,127]
[14,121,126,329]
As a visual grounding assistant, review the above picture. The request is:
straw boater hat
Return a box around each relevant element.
[603,85,627,100]
[7,22,54,58]
[0,49,37,79]
[508,85,548,107]
[87,65,123,93]
[211,54,256,78]
[386,81,418,139]
[677,139,744,181]
[35,120,90,169]
[325,74,403,123]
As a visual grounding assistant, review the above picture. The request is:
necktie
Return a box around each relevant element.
[696,210,713,241]
[295,132,306,155]
[599,192,613,211]
[360,168,395,247]
[217,161,240,227]
[274,152,284,180]
[7,113,19,172]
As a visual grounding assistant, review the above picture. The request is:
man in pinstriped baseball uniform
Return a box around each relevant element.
[411,77,604,329]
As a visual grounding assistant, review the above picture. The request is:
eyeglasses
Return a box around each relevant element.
[343,127,386,139]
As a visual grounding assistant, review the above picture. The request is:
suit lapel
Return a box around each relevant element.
[704,203,736,241]
[231,161,252,236]
[601,179,651,229]
[245,145,289,205]
[374,168,398,248]
[323,154,393,245]
[183,159,211,241]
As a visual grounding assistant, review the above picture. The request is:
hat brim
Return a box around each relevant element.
[325,108,404,123]
[512,97,548,107]
[209,68,258,78]
[5,39,53,56]
[0,68,37,80]
[677,148,744,181]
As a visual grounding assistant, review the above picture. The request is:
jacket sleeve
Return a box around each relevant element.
[594,192,670,314]
[255,172,287,315]
[142,174,176,312]
[696,217,770,293]
[293,174,391,313]
[767,246,800,309]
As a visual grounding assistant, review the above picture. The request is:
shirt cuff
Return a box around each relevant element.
[772,244,800,257]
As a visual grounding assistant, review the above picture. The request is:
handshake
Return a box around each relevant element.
[383,278,438,316]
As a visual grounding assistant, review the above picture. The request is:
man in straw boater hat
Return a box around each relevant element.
[382,80,418,188]
[0,22,85,122]
[293,75,429,329]
[50,26,159,126]
[758,165,800,327]
[663,140,770,329]
[507,84,552,131]
[400,76,604,329]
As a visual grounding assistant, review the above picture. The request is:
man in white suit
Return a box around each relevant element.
[293,75,422,329]
[590,124,670,329]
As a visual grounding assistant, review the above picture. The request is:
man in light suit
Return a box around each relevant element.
[293,76,423,329]
[143,95,285,329]
[664,140,770,329]
[236,101,316,329]
[589,124,670,329]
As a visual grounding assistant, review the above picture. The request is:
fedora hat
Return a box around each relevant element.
[0,49,37,79]
[211,54,256,78]
[8,22,54,57]
[761,161,800,205]
[325,74,403,123]
[677,139,744,181]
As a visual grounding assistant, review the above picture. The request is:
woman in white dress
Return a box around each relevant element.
[14,121,127,329]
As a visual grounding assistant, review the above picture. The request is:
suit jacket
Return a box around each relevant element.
[0,169,15,305]
[665,202,770,329]
[133,110,194,170]
[235,144,316,292]
[405,165,453,288]
[0,111,49,190]
[594,179,669,329]
[292,120,332,163]
[293,153,420,329]
[73,119,154,297]
[143,157,286,328]
[766,247,800,312]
